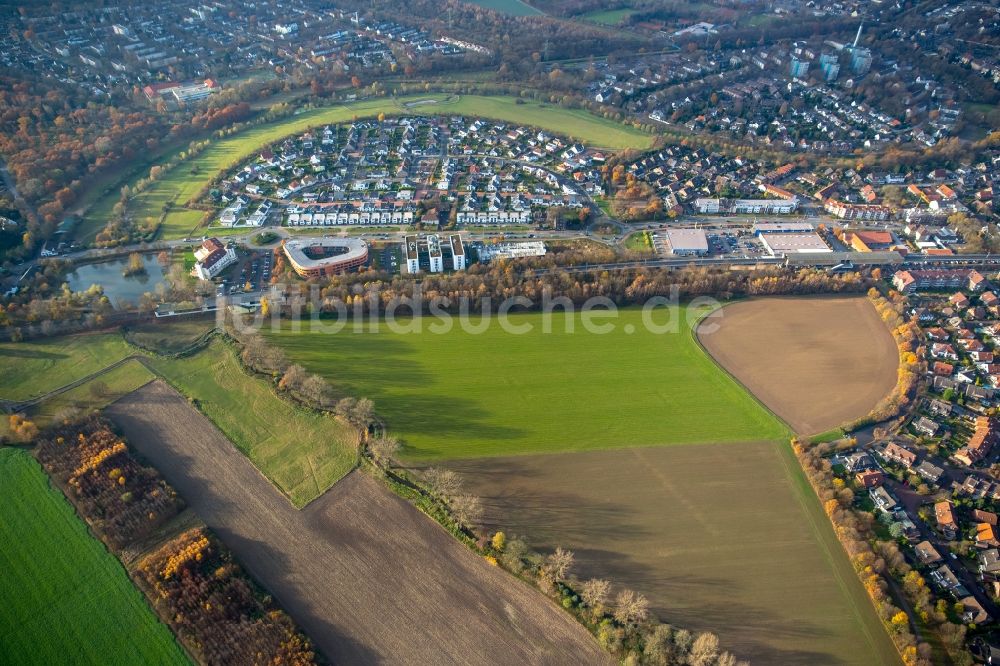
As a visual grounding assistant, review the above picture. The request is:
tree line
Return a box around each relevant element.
[362,426,747,665]
[262,259,871,319]
[795,436,972,665]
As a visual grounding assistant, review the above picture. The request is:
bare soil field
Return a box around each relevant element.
[449,443,900,666]
[698,296,898,435]
[108,381,608,666]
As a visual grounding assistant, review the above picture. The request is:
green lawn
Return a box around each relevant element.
[624,230,653,253]
[463,0,542,15]
[159,208,207,239]
[0,447,189,666]
[0,334,133,401]
[124,319,215,355]
[79,95,653,242]
[1,360,157,439]
[149,341,359,506]
[266,307,789,460]
[580,8,635,25]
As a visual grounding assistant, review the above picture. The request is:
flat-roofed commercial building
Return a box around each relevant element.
[759,232,832,256]
[402,234,467,274]
[664,229,709,256]
[731,198,799,214]
[753,222,814,235]
[478,241,547,262]
[282,238,368,278]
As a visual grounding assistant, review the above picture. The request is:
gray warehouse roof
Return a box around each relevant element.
[665,228,709,253]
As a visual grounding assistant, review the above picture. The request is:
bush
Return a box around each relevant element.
[35,417,182,547]
[138,528,317,666]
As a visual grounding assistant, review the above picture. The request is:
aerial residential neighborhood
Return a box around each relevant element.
[3,0,1000,665]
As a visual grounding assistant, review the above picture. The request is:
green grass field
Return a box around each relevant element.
[124,318,215,355]
[3,360,157,439]
[150,341,358,506]
[266,307,789,460]
[265,305,898,662]
[580,8,635,25]
[624,230,653,253]
[0,447,189,666]
[464,0,542,15]
[78,95,652,242]
[159,208,208,239]
[0,328,355,507]
[0,334,133,401]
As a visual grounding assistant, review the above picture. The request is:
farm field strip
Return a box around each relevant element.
[697,296,898,435]
[0,447,189,666]
[252,295,898,664]
[11,359,158,437]
[108,382,611,665]
[0,328,355,506]
[80,94,652,241]
[266,307,789,461]
[449,441,900,665]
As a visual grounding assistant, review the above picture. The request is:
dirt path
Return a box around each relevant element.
[108,381,608,665]
[697,296,898,435]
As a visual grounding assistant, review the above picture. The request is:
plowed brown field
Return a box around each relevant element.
[108,381,609,665]
[697,296,897,435]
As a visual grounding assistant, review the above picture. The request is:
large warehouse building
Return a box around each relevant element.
[752,222,815,235]
[665,229,709,256]
[282,238,368,277]
[759,231,832,256]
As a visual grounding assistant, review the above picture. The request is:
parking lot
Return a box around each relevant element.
[650,226,768,259]
[216,249,272,296]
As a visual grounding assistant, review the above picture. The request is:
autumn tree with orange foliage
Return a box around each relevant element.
[139,528,318,666]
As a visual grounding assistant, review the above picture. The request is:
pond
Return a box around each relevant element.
[65,254,168,309]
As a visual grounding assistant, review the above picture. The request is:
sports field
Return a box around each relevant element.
[149,340,359,506]
[78,95,652,242]
[0,447,188,666]
[266,307,789,460]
